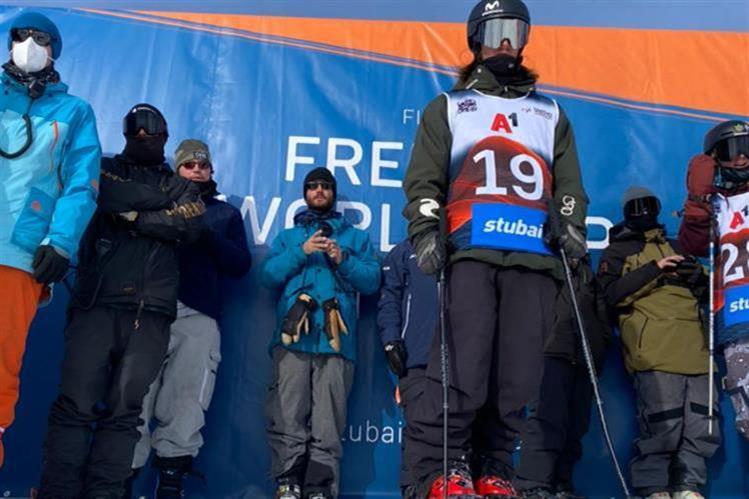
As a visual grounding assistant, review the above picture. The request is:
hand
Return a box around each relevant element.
[303,230,328,255]
[686,154,716,197]
[545,220,587,260]
[326,239,343,265]
[32,245,70,284]
[384,340,407,377]
[413,230,446,275]
[657,255,684,272]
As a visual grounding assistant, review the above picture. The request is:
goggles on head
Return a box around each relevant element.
[123,107,167,137]
[624,196,661,219]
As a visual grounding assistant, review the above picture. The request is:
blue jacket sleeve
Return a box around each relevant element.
[45,102,101,260]
[209,207,252,278]
[377,243,406,346]
[260,230,307,290]
[336,230,381,295]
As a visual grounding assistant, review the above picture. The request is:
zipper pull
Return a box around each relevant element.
[134,299,144,331]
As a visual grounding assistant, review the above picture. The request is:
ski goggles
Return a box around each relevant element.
[11,28,52,47]
[714,135,749,163]
[123,107,168,136]
[305,181,333,191]
[624,196,660,218]
[472,18,530,50]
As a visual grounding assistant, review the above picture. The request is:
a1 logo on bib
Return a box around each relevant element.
[490,112,519,134]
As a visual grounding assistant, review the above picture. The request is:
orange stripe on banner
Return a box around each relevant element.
[114,11,747,117]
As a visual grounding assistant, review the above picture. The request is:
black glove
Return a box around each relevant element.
[413,229,446,275]
[544,204,587,260]
[280,294,317,346]
[384,340,407,377]
[32,245,69,284]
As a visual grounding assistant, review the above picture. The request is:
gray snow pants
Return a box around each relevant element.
[630,371,721,496]
[266,346,354,498]
[724,336,749,441]
[132,308,221,468]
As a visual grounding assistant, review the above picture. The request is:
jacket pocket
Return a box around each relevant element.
[637,317,650,350]
[11,187,55,253]
[198,349,222,410]
[400,293,413,340]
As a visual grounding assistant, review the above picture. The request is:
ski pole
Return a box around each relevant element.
[708,210,716,436]
[437,265,448,499]
[559,248,631,498]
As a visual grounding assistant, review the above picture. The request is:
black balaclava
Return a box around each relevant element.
[122,103,168,166]
[303,167,337,213]
[622,186,661,232]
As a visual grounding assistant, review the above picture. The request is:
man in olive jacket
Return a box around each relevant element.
[597,187,720,499]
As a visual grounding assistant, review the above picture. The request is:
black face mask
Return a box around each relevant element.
[123,135,166,166]
[717,166,749,190]
[482,53,522,78]
[626,215,660,232]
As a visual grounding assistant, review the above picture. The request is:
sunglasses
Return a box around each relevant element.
[305,181,333,191]
[12,28,52,47]
[181,161,211,171]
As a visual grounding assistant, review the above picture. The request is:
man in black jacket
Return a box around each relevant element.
[128,140,251,498]
[38,104,205,499]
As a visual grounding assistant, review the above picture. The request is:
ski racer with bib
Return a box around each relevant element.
[402,1,588,497]
[678,120,749,445]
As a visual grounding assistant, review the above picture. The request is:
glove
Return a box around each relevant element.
[280,294,317,346]
[118,211,138,222]
[544,219,587,259]
[32,245,69,284]
[384,340,407,377]
[322,298,348,353]
[686,154,716,198]
[413,229,446,275]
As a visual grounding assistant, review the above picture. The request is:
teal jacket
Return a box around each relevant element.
[0,72,101,273]
[260,213,381,362]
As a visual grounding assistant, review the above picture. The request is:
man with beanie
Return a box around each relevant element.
[0,11,100,468]
[598,187,720,499]
[128,140,251,498]
[261,167,380,499]
[38,104,205,499]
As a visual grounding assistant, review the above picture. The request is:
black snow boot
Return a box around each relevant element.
[153,455,195,498]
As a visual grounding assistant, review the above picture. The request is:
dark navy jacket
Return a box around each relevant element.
[377,239,438,368]
[178,182,251,320]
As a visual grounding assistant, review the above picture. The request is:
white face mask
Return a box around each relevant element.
[11,37,50,73]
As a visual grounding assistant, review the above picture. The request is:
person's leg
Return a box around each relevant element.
[514,357,576,493]
[131,346,168,470]
[151,313,221,459]
[38,307,116,498]
[0,265,42,467]
[672,374,721,494]
[554,365,593,494]
[475,269,557,489]
[266,347,313,490]
[305,354,354,498]
[84,310,171,498]
[398,367,427,496]
[629,371,686,497]
[724,337,749,442]
[409,260,498,495]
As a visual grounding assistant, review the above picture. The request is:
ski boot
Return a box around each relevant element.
[154,455,196,498]
[427,467,482,498]
[474,475,517,498]
[275,478,302,499]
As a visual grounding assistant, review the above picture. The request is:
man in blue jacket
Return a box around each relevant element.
[377,239,437,499]
[128,140,251,498]
[0,11,100,469]
[261,167,380,499]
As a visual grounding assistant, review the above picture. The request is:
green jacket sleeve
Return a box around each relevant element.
[552,105,589,235]
[402,94,451,241]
